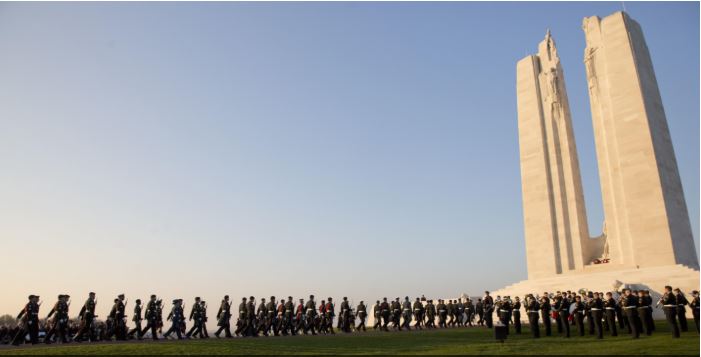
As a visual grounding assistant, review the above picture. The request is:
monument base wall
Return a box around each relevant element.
[492,264,699,319]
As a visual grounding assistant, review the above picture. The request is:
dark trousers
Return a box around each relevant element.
[693,308,700,332]
[73,318,94,342]
[164,320,183,339]
[513,311,521,334]
[559,312,570,337]
[484,311,493,328]
[128,320,142,339]
[381,313,390,330]
[498,312,510,335]
[215,322,232,337]
[187,320,203,337]
[592,310,603,339]
[527,312,539,338]
[574,312,585,336]
[637,308,653,336]
[605,310,617,336]
[373,315,381,329]
[142,319,159,340]
[623,308,640,338]
[663,307,680,338]
[616,308,626,329]
[586,311,595,335]
[541,311,551,336]
[677,306,688,332]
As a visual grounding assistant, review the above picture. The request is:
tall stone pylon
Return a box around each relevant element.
[516,31,596,279]
[582,12,699,270]
[516,11,699,281]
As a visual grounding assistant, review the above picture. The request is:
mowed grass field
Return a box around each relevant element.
[0,321,698,355]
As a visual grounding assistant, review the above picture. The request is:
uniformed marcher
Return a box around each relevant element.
[589,292,604,339]
[391,298,401,330]
[525,294,539,338]
[12,295,41,345]
[401,297,412,330]
[636,290,652,336]
[660,286,680,338]
[482,292,494,328]
[164,299,184,339]
[572,295,586,336]
[456,299,465,327]
[425,300,436,328]
[512,296,522,334]
[437,299,448,328]
[355,301,367,331]
[73,292,97,342]
[266,296,278,336]
[539,294,552,337]
[304,295,317,335]
[380,298,391,331]
[674,288,689,332]
[246,296,256,336]
[45,294,70,344]
[186,297,204,338]
[413,298,425,330]
[372,300,381,330]
[690,290,700,333]
[256,298,268,336]
[621,289,640,339]
[283,296,295,335]
[234,297,247,336]
[200,300,209,338]
[554,294,570,338]
[603,292,618,337]
[141,295,160,340]
[113,294,127,340]
[341,297,353,333]
[127,299,143,339]
[498,296,512,335]
[214,295,232,338]
[446,299,455,327]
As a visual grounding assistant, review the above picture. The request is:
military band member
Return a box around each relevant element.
[341,297,353,333]
[437,299,448,328]
[572,295,586,337]
[621,289,640,339]
[674,288,689,332]
[356,301,367,331]
[391,298,401,330]
[164,299,184,339]
[73,292,97,342]
[482,292,494,328]
[660,286,680,338]
[498,296,512,335]
[246,296,256,337]
[603,292,618,337]
[589,292,604,339]
[512,296,521,334]
[113,294,127,340]
[446,299,455,327]
[127,299,143,339]
[476,298,484,326]
[456,299,465,327]
[140,295,160,340]
[465,298,475,326]
[525,294,539,338]
[554,294,570,338]
[326,297,337,334]
[636,290,653,336]
[539,293,552,337]
[267,296,278,336]
[295,298,305,335]
[690,290,699,333]
[45,294,70,344]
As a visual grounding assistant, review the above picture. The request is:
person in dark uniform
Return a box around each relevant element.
[214,295,232,338]
[621,289,640,339]
[186,297,203,338]
[465,298,475,326]
[436,299,448,328]
[660,286,680,338]
[266,296,278,336]
[356,301,367,331]
[304,295,317,335]
[589,292,604,339]
[256,297,268,336]
[525,294,539,338]
[512,296,522,334]
[127,299,143,339]
[688,290,699,332]
[539,294,552,336]
[483,292,494,328]
[12,294,41,345]
[554,294,570,338]
[164,299,184,339]
[234,297,247,336]
[113,294,127,340]
[572,295,586,336]
[45,294,70,344]
[603,292,618,337]
[446,300,455,328]
[498,297,512,335]
[283,296,294,335]
[372,301,381,330]
[674,288,689,332]
[391,298,401,330]
[617,292,628,331]
[425,300,436,329]
[141,295,160,340]
[401,297,412,331]
[413,298,424,330]
[73,292,97,342]
[380,298,391,331]
[636,290,652,336]
[340,297,352,333]
[456,299,465,327]
[476,299,484,326]
[246,296,257,337]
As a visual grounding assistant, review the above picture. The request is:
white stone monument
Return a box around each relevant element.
[494,11,699,309]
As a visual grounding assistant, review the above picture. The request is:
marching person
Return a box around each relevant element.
[355,301,367,331]
[141,295,160,340]
[660,286,680,338]
[525,294,539,338]
[73,292,97,342]
[127,299,143,339]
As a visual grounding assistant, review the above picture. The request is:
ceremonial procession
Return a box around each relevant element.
[2,286,698,347]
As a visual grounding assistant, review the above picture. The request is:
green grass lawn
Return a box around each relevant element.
[0,321,698,355]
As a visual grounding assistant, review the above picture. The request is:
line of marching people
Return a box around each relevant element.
[2,285,698,346]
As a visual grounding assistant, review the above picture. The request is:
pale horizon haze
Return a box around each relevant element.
[0,2,698,326]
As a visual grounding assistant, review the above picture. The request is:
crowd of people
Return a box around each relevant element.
[2,285,699,347]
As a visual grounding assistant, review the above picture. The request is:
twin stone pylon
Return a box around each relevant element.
[515,11,699,282]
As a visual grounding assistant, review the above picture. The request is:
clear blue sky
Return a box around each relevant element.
[0,2,698,319]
